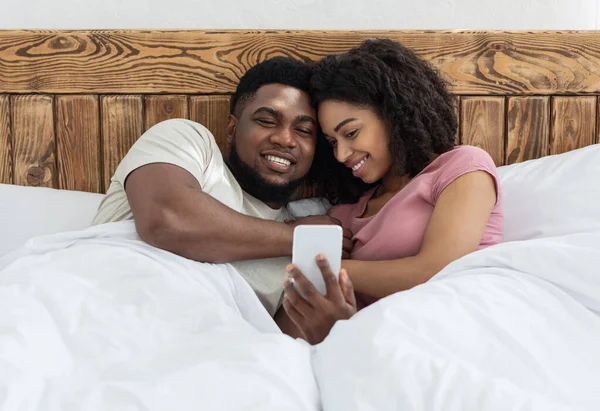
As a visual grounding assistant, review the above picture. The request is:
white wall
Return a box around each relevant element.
[1,0,599,30]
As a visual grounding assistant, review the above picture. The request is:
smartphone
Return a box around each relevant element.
[292,225,343,296]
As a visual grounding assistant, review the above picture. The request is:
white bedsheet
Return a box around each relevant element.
[0,221,320,411]
[313,232,600,411]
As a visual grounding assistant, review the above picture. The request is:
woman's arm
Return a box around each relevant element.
[343,170,497,299]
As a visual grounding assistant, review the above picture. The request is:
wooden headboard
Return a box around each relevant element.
[1,30,599,194]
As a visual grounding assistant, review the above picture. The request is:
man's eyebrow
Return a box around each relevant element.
[334,118,358,133]
[253,107,282,118]
[253,107,316,126]
[296,114,317,126]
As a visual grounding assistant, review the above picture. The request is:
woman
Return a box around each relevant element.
[281,38,504,344]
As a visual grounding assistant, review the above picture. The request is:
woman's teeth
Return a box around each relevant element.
[352,156,367,171]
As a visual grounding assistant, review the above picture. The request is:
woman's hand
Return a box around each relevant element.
[282,254,357,345]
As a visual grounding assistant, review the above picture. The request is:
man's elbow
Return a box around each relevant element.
[135,208,181,252]
[134,208,220,263]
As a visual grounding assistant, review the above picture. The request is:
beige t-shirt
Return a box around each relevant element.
[92,119,291,316]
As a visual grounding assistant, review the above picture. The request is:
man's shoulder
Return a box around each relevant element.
[143,118,218,146]
[130,118,225,170]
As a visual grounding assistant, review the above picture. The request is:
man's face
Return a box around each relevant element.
[226,84,317,204]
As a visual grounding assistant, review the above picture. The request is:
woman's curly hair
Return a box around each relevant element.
[310,38,458,204]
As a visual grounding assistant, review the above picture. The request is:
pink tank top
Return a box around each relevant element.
[328,145,503,263]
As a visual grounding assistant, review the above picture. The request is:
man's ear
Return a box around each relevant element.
[225,114,237,148]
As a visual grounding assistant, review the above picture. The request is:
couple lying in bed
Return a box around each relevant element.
[92,38,503,344]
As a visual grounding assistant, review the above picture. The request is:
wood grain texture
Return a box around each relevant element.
[0,95,11,184]
[597,96,600,144]
[453,95,460,144]
[101,95,143,191]
[10,95,56,187]
[190,96,231,153]
[551,96,597,155]
[56,95,101,192]
[506,96,550,164]
[3,30,600,95]
[144,95,189,130]
[460,96,505,165]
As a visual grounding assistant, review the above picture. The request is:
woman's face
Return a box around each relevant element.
[318,100,393,184]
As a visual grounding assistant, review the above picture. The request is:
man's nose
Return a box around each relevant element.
[270,128,298,148]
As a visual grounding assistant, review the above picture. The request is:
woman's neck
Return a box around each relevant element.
[375,173,411,198]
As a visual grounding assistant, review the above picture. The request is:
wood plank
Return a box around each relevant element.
[56,95,101,193]
[0,95,12,184]
[2,30,600,95]
[189,96,231,154]
[144,95,189,130]
[453,95,460,144]
[597,96,600,144]
[506,96,550,164]
[551,96,597,155]
[101,95,143,191]
[460,96,505,166]
[10,95,56,187]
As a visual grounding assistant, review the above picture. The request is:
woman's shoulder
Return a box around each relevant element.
[426,145,498,178]
[429,145,501,203]
[438,145,496,167]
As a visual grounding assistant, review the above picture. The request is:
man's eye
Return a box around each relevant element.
[257,119,276,126]
[297,128,313,135]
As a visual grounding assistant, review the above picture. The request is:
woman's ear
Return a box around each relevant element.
[225,114,238,147]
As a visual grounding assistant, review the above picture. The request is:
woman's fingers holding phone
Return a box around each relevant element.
[343,227,353,239]
[342,228,353,258]
[342,238,353,258]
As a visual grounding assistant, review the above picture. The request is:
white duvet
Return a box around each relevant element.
[1,222,599,411]
[314,232,600,411]
[0,222,319,411]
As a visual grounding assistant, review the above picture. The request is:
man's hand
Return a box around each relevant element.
[285,216,354,258]
[282,254,357,345]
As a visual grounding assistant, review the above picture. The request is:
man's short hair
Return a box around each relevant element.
[230,57,312,116]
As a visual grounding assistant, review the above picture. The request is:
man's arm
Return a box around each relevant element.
[126,162,294,263]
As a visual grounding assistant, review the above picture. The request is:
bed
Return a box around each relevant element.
[1,30,600,411]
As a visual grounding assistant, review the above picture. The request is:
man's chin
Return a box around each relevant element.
[258,173,295,187]
[226,142,302,204]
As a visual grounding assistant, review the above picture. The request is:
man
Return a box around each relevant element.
[92,57,346,334]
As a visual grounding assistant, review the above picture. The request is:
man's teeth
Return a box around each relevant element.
[352,157,367,171]
[266,155,291,167]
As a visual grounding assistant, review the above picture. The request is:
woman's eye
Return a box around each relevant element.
[328,139,337,147]
[346,130,358,139]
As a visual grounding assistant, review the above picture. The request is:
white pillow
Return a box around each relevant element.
[497,143,600,242]
[287,197,331,219]
[0,184,103,256]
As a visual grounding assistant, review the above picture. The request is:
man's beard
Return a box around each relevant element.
[226,140,303,206]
